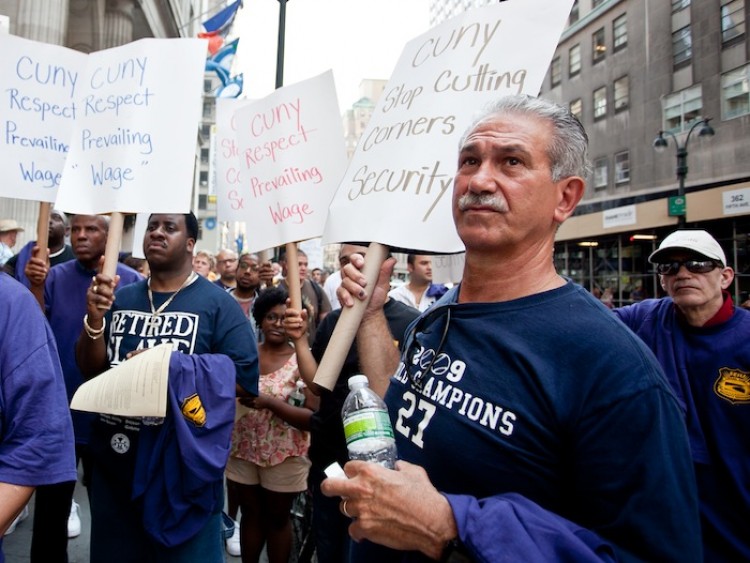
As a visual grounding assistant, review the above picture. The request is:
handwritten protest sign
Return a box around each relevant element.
[229,71,347,253]
[313,1,573,390]
[322,0,573,253]
[52,38,206,214]
[0,34,85,202]
[215,97,256,221]
[432,253,465,285]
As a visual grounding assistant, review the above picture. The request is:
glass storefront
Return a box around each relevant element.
[554,216,750,307]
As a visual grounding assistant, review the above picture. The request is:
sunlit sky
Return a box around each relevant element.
[232,0,431,109]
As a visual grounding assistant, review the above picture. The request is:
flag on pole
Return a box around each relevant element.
[201,0,242,35]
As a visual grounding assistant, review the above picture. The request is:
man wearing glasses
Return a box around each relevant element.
[323,95,701,562]
[614,229,750,562]
[214,248,239,290]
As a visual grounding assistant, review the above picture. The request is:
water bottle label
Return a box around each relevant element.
[343,408,394,444]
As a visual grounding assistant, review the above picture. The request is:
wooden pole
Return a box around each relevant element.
[313,242,389,390]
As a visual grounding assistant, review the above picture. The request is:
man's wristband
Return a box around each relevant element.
[83,314,106,339]
[440,538,472,563]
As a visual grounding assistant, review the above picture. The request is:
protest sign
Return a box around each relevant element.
[215,97,256,221]
[0,34,85,202]
[230,71,347,253]
[432,253,465,285]
[314,0,573,390]
[52,38,206,214]
[322,0,573,254]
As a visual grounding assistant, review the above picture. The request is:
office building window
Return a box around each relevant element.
[722,64,750,119]
[615,151,630,185]
[200,148,209,163]
[569,44,581,77]
[199,171,208,187]
[569,0,579,24]
[721,0,746,43]
[570,98,583,121]
[203,79,213,93]
[594,86,607,120]
[663,85,703,133]
[551,57,562,87]
[202,99,213,118]
[613,14,628,51]
[594,157,608,190]
[673,26,692,68]
[614,76,629,111]
[198,194,208,210]
[593,28,606,63]
[672,0,690,11]
[201,124,211,138]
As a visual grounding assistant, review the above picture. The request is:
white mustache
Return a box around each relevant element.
[458,193,508,212]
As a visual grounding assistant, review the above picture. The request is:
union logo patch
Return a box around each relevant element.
[714,368,750,404]
[181,393,207,426]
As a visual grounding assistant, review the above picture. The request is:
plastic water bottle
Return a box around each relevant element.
[341,374,398,469]
[288,380,306,407]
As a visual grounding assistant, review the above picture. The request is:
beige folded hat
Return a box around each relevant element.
[0,219,25,233]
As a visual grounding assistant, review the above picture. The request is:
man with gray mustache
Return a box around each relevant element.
[323,95,701,562]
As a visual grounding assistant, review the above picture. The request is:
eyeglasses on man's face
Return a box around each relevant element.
[217,258,238,265]
[656,259,721,276]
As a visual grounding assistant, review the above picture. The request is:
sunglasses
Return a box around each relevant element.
[656,260,721,276]
[403,304,453,389]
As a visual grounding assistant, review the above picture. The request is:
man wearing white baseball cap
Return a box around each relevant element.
[615,229,750,561]
[0,219,24,267]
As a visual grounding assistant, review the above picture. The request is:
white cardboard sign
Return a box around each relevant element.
[230,71,347,253]
[0,34,85,202]
[215,97,256,221]
[322,0,573,253]
[52,38,206,214]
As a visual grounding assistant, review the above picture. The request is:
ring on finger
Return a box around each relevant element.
[93,285,98,294]
[341,499,352,518]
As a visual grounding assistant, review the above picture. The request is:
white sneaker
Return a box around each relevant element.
[225,520,241,556]
[67,500,81,538]
[4,504,29,536]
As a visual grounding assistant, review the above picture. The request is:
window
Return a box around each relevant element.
[198,194,208,210]
[672,0,690,11]
[593,0,605,7]
[200,148,209,164]
[614,76,629,111]
[550,57,561,88]
[199,171,209,186]
[594,86,607,119]
[569,0,579,24]
[569,44,581,77]
[202,99,213,118]
[203,79,213,93]
[673,26,692,67]
[721,0,746,43]
[613,14,628,51]
[615,151,630,185]
[592,28,606,63]
[594,157,608,190]
[201,124,211,138]
[722,64,750,119]
[663,85,703,133]
[570,98,583,121]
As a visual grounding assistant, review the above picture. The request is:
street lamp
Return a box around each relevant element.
[653,118,715,227]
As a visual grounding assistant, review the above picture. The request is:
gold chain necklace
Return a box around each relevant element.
[147,272,197,319]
